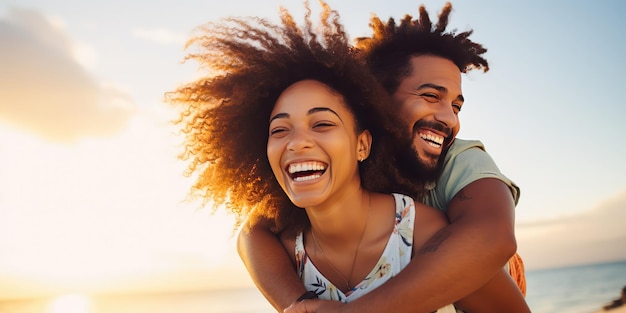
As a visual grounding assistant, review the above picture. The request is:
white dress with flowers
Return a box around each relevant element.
[295,193,456,313]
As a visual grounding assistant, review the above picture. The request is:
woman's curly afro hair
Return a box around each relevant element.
[166,1,419,233]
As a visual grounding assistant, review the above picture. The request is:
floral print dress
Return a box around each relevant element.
[295,193,457,313]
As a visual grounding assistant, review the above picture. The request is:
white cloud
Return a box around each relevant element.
[72,42,98,70]
[0,8,134,143]
[517,190,626,270]
[132,27,187,45]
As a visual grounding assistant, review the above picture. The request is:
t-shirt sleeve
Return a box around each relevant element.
[437,147,520,210]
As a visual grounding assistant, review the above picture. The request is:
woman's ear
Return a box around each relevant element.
[356,130,372,162]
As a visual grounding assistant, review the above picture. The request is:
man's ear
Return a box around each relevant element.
[356,130,372,162]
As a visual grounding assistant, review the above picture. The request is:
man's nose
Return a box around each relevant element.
[434,104,458,129]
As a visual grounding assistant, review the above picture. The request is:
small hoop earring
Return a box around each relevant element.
[359,157,364,162]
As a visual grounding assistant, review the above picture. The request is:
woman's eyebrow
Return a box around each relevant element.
[269,106,344,123]
[308,107,343,123]
[269,112,289,123]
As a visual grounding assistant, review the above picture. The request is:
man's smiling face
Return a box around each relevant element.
[391,54,463,178]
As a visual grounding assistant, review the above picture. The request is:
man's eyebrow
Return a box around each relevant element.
[417,83,464,102]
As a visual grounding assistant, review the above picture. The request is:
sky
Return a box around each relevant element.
[1,0,625,301]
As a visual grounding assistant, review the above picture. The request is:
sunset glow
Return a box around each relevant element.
[1,0,625,303]
[47,294,90,313]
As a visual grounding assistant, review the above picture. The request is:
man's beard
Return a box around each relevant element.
[396,120,453,184]
[397,143,445,184]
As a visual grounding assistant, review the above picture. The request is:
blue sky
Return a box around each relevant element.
[0,0,625,299]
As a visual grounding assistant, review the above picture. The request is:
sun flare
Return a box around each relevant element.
[47,294,91,313]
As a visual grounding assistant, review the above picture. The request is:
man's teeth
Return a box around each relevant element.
[288,162,326,174]
[420,133,444,146]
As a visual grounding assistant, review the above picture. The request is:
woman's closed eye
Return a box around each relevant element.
[312,121,336,130]
[269,126,289,137]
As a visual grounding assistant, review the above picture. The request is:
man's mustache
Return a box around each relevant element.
[411,120,453,138]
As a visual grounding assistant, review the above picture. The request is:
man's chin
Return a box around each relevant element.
[399,148,442,183]
[416,149,443,175]
[416,160,441,182]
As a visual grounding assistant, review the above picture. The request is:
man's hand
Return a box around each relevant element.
[284,299,321,313]
[237,222,306,311]
[284,299,346,313]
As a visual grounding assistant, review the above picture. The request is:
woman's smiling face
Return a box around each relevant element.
[267,80,370,209]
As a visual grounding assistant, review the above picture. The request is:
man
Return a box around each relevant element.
[238,3,525,312]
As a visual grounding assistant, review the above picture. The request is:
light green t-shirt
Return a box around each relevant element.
[423,138,520,213]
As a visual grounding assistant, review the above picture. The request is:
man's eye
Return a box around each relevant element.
[452,104,462,113]
[421,93,438,102]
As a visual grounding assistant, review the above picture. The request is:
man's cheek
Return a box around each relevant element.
[452,121,460,137]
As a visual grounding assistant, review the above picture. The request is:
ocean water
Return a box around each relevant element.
[1,260,625,313]
[525,260,626,313]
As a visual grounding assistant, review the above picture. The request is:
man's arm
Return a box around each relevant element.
[245,178,521,313]
[455,267,528,312]
[341,178,518,312]
[237,222,307,311]
[284,177,518,313]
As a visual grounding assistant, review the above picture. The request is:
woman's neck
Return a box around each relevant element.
[306,188,371,244]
